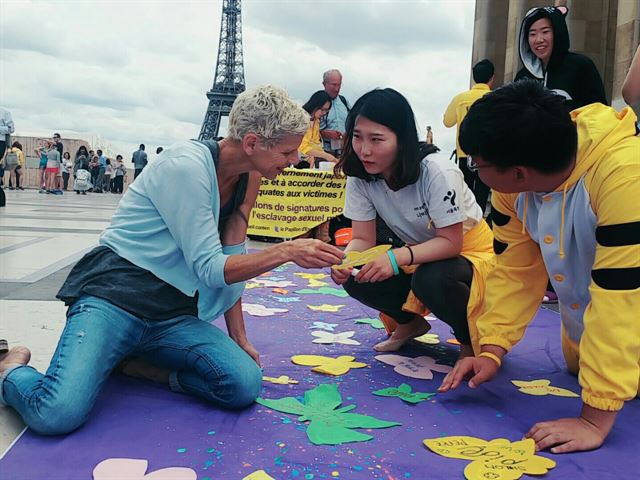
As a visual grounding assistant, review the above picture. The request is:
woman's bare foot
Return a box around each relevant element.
[0,346,32,374]
[119,358,170,384]
[374,315,431,352]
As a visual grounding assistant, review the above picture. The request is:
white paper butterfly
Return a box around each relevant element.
[311,330,361,345]
[375,354,452,380]
[242,303,288,317]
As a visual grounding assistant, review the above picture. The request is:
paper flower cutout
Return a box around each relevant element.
[307,304,346,312]
[373,383,436,404]
[423,436,556,480]
[511,379,579,397]
[311,321,339,331]
[242,303,288,317]
[93,458,196,480]
[446,338,461,345]
[294,272,329,287]
[296,286,349,298]
[242,471,275,480]
[256,384,400,445]
[272,288,289,294]
[292,355,367,376]
[275,296,301,303]
[413,333,440,345]
[355,317,386,329]
[245,283,260,289]
[253,279,295,288]
[311,330,361,345]
[332,245,392,270]
[375,355,452,380]
[262,375,299,385]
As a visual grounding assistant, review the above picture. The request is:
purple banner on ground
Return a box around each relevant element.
[1,262,638,479]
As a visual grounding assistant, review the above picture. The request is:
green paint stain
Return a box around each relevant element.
[176,448,187,453]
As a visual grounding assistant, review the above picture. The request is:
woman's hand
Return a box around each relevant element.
[286,239,345,269]
[331,266,352,285]
[234,338,261,367]
[355,252,395,283]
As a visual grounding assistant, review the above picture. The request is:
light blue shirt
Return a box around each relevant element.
[98,155,107,168]
[100,140,246,321]
[319,95,350,150]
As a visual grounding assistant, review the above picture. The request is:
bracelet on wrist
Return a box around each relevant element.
[405,245,414,265]
[478,351,502,367]
[387,250,400,275]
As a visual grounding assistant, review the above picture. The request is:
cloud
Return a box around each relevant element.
[0,0,475,157]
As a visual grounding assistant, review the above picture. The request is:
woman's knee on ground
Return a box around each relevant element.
[25,395,93,435]
[207,359,262,410]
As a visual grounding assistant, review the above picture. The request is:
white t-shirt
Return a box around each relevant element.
[344,153,483,245]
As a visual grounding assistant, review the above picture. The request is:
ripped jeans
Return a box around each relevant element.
[0,295,262,435]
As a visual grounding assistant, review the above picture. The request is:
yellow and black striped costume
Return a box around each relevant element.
[478,103,640,411]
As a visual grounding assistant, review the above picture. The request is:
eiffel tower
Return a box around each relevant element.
[198,0,246,140]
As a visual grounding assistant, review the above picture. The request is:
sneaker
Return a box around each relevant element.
[18,187,24,190]
[39,189,46,193]
[542,291,558,304]
[8,186,14,190]
[81,191,87,195]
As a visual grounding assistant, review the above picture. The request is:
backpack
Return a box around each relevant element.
[4,150,19,170]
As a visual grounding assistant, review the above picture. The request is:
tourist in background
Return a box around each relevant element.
[444,59,495,214]
[35,141,48,192]
[6,141,25,190]
[45,141,62,194]
[112,155,125,194]
[132,144,148,179]
[104,159,113,193]
[89,154,100,191]
[62,152,73,190]
[298,90,338,169]
[319,69,350,157]
[425,126,433,145]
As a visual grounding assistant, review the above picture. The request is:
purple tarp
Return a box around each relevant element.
[2,263,639,479]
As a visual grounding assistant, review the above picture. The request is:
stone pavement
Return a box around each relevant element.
[0,189,121,453]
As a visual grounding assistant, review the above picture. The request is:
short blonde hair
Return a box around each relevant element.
[228,85,308,147]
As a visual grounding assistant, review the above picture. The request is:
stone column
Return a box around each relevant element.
[564,0,615,101]
[612,0,640,109]
[472,0,510,86]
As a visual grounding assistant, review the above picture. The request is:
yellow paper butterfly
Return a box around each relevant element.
[291,355,367,376]
[262,375,299,385]
[511,379,579,397]
[332,245,392,270]
[423,436,556,480]
[307,304,346,312]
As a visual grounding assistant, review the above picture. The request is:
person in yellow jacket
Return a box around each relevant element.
[298,90,339,169]
[443,59,495,212]
[439,79,640,454]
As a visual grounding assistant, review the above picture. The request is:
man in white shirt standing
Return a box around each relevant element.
[319,69,350,158]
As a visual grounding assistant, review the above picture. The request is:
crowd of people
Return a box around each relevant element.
[0,123,162,198]
[0,5,638,460]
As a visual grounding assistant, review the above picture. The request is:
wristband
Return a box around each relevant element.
[479,351,502,367]
[405,245,414,265]
[387,250,400,276]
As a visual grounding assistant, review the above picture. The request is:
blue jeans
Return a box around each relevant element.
[0,295,261,435]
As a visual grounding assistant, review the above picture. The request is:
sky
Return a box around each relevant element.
[0,0,476,159]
